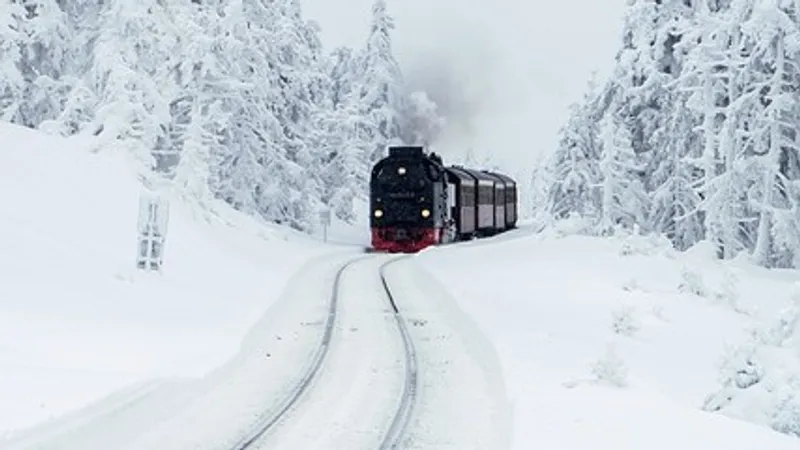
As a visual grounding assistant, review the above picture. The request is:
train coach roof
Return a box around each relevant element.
[481,171,508,189]
[444,166,475,182]
[453,166,495,183]
[484,170,516,186]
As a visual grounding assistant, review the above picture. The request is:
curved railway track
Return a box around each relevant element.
[229,255,419,450]
[378,259,418,450]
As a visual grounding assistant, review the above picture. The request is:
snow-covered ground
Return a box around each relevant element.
[415,221,800,449]
[3,121,800,449]
[0,122,349,438]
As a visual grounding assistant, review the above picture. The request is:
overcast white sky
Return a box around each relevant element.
[301,0,626,180]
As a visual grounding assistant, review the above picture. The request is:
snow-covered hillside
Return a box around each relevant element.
[0,122,348,436]
[2,125,800,449]
[417,224,800,448]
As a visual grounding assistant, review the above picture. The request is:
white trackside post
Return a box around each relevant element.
[320,208,331,243]
[136,190,170,271]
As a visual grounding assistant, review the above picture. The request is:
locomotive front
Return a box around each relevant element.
[369,146,447,253]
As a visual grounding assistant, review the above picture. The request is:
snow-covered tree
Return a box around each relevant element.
[6,0,77,128]
[648,91,704,250]
[0,2,26,122]
[329,47,357,109]
[1,0,443,234]
[546,82,603,221]
[84,0,182,169]
[352,0,407,163]
[598,110,649,233]
[740,4,800,267]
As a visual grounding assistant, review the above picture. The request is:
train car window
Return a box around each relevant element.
[461,185,474,206]
[478,185,493,204]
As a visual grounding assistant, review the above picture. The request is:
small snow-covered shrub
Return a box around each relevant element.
[703,295,800,440]
[551,213,597,238]
[702,339,763,414]
[714,268,743,313]
[591,344,628,388]
[720,339,764,390]
[763,291,800,347]
[618,232,673,257]
[611,306,639,337]
[678,265,707,297]
[621,277,642,292]
[770,378,800,437]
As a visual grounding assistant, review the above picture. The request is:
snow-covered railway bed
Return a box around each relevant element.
[245,253,515,450]
[1,252,367,450]
[241,254,416,449]
[380,257,514,449]
[2,251,512,450]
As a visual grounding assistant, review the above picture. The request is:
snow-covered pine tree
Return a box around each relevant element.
[648,90,704,251]
[740,3,800,267]
[0,2,26,122]
[353,0,407,163]
[84,0,182,170]
[546,0,689,236]
[314,103,366,222]
[268,0,330,226]
[1,0,440,234]
[674,1,752,258]
[545,78,603,222]
[165,0,237,204]
[598,109,649,234]
[609,0,683,158]
[653,1,740,253]
[48,0,104,134]
[9,0,76,129]
[202,0,306,228]
[330,47,357,109]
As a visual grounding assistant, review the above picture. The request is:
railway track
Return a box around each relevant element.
[378,259,418,450]
[229,255,419,450]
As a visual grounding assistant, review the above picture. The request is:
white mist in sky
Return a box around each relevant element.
[301,0,625,183]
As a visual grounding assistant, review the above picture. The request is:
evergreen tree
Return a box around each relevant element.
[598,110,649,233]
[353,0,407,163]
[85,0,182,168]
[544,0,800,269]
[10,0,75,128]
[0,0,443,234]
[740,3,800,267]
[546,80,603,222]
[0,2,26,122]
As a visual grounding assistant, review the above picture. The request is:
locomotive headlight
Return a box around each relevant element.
[421,208,431,218]
[374,209,383,218]
[397,167,406,175]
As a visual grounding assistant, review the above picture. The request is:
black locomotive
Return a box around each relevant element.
[369,146,517,253]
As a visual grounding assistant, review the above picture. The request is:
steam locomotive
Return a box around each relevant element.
[369,146,518,253]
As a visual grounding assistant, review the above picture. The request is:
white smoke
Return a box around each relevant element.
[302,0,626,178]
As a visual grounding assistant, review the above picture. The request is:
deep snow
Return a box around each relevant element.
[3,123,800,450]
[416,222,800,449]
[0,122,345,436]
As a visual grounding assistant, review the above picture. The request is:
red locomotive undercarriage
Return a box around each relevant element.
[370,227,441,253]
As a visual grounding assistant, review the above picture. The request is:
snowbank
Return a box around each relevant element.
[416,224,800,449]
[0,123,338,435]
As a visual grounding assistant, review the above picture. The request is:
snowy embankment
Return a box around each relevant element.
[416,222,800,449]
[0,123,351,437]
